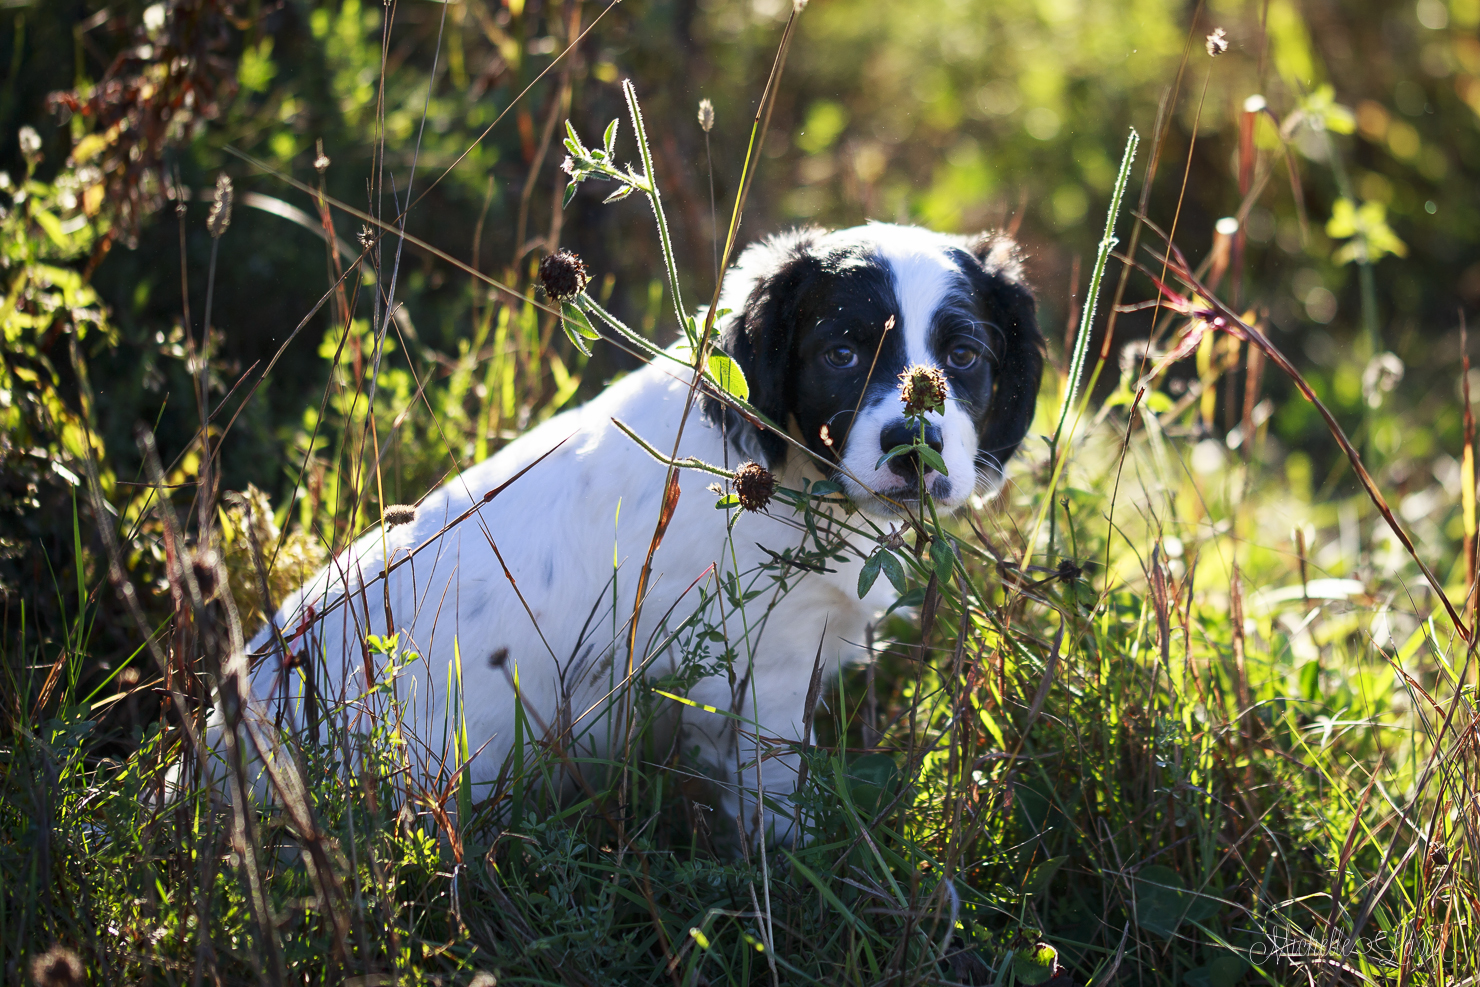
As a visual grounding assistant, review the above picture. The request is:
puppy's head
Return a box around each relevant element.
[711,223,1044,517]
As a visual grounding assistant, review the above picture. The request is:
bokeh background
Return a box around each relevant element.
[4,0,1479,715]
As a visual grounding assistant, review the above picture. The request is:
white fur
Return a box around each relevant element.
[834,224,993,513]
[233,224,1011,841]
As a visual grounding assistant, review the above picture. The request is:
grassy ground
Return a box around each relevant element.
[5,6,1480,987]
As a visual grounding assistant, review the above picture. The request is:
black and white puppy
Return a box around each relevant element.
[241,222,1043,839]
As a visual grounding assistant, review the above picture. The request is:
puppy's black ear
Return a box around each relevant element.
[968,233,1045,479]
[710,227,825,467]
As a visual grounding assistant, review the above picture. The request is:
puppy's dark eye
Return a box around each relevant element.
[824,345,859,369]
[946,344,980,370]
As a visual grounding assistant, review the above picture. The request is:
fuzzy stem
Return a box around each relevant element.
[623,80,689,344]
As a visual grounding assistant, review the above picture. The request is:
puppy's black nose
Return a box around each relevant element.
[879,419,944,480]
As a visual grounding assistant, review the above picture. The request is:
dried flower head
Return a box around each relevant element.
[697,99,715,133]
[733,461,777,513]
[357,225,375,251]
[191,549,222,602]
[899,364,949,415]
[31,945,84,987]
[538,249,590,301]
[18,126,41,163]
[314,139,331,175]
[206,173,233,238]
[1205,28,1228,57]
[383,504,417,527]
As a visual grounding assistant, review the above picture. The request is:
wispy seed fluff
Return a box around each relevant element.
[1205,28,1228,57]
[697,99,715,133]
[383,504,418,527]
[207,173,233,238]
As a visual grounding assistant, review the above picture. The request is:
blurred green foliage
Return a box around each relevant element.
[1,0,1477,771]
[4,2,1480,982]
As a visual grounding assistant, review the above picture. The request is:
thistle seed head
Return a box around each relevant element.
[383,504,417,527]
[538,249,590,301]
[899,364,949,415]
[733,461,777,513]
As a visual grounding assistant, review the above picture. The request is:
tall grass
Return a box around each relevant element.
[3,5,1479,987]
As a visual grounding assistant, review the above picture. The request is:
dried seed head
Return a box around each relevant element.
[898,364,949,415]
[191,550,222,602]
[382,504,417,527]
[357,225,375,250]
[31,945,84,987]
[206,173,233,238]
[18,126,41,163]
[697,99,715,133]
[1205,27,1228,57]
[538,249,590,301]
[314,139,331,175]
[118,666,141,690]
[733,461,777,513]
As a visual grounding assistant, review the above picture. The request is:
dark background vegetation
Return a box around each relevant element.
[9,0,1480,672]
[4,0,1480,983]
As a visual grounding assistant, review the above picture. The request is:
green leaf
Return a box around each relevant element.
[1026,855,1068,896]
[1299,660,1321,702]
[845,753,899,816]
[603,118,619,155]
[563,119,587,156]
[603,183,635,204]
[1131,865,1218,939]
[561,312,593,357]
[562,182,577,209]
[883,586,927,617]
[707,352,750,402]
[562,301,600,339]
[1143,390,1174,413]
[810,480,843,497]
[929,537,954,583]
[876,443,915,470]
[858,550,883,598]
[915,444,949,477]
[713,493,739,510]
[1012,942,1058,986]
[878,551,906,594]
[1183,956,1249,987]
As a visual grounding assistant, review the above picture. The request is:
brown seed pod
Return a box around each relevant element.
[190,550,222,602]
[538,249,590,301]
[899,364,949,415]
[733,461,777,513]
